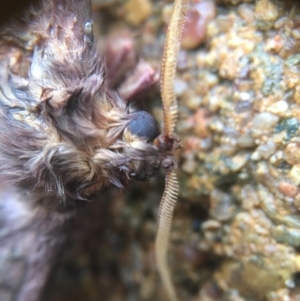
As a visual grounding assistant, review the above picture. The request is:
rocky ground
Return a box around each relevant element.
[44,1,300,300]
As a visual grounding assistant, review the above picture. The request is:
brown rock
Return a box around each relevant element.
[124,0,152,27]
[278,181,299,198]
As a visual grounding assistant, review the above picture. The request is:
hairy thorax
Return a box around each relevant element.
[0,0,162,208]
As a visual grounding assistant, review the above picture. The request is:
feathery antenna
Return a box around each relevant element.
[160,0,189,136]
[155,170,179,301]
[155,0,189,300]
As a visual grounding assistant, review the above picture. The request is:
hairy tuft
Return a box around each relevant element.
[0,0,161,206]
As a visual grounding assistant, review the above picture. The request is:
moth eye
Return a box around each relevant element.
[127,111,161,142]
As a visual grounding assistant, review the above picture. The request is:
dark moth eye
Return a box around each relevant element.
[127,111,161,141]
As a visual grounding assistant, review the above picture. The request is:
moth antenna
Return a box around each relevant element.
[155,0,189,300]
[155,170,179,301]
[160,0,189,136]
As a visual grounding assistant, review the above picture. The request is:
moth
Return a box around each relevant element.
[0,0,188,300]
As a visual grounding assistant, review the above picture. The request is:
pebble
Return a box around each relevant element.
[181,0,216,50]
[289,164,300,185]
[269,151,284,165]
[278,181,299,198]
[209,119,224,133]
[251,112,279,137]
[205,72,219,87]
[255,0,278,22]
[272,225,300,247]
[256,140,276,159]
[285,143,300,165]
[201,219,221,231]
[182,159,197,174]
[124,0,152,26]
[268,100,288,115]
[230,153,248,172]
[237,4,255,23]
[237,132,256,148]
[174,78,188,96]
[210,190,236,222]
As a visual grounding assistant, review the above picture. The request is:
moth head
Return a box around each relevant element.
[122,110,162,181]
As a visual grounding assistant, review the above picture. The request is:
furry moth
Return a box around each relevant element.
[0,0,188,300]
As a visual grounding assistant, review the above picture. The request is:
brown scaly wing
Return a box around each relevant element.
[155,0,189,300]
